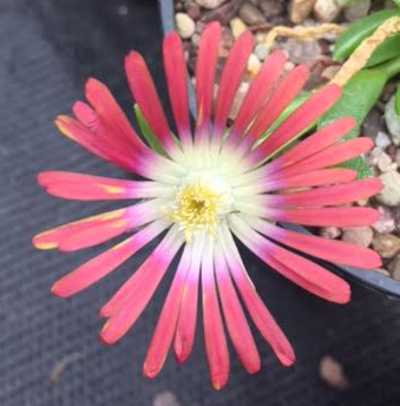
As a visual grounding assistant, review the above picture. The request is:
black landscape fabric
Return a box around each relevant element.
[0,0,400,405]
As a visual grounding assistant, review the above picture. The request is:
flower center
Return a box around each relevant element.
[169,171,232,241]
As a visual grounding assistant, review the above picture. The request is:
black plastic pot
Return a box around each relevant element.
[158,0,400,298]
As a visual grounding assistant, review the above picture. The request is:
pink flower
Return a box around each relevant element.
[33,22,382,389]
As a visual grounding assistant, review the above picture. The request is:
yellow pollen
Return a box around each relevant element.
[169,183,221,241]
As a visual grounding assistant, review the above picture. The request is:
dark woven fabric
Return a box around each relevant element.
[1,1,400,405]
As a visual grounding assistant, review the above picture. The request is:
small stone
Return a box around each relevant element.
[375,268,391,277]
[395,149,400,166]
[321,65,340,81]
[219,26,235,58]
[388,254,400,280]
[247,53,262,78]
[375,131,392,150]
[322,32,340,42]
[372,234,400,259]
[320,226,341,239]
[117,5,129,16]
[254,43,270,61]
[195,0,226,9]
[153,391,181,406]
[289,0,316,24]
[387,145,396,160]
[341,227,373,248]
[385,0,397,8]
[255,32,266,43]
[230,17,248,39]
[356,198,369,207]
[183,0,196,9]
[385,95,400,146]
[362,107,383,139]
[282,38,322,67]
[239,2,266,25]
[319,356,350,390]
[376,170,400,207]
[187,5,202,20]
[200,0,242,25]
[284,61,295,71]
[393,206,400,229]
[344,0,370,22]
[367,147,393,172]
[314,0,345,22]
[175,13,196,39]
[372,206,396,234]
[378,153,393,172]
[260,0,286,21]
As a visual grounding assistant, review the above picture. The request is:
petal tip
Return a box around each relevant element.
[51,282,68,298]
[212,375,229,391]
[32,233,57,250]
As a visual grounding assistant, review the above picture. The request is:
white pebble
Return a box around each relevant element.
[230,17,248,39]
[254,43,270,61]
[385,96,400,146]
[175,13,196,39]
[377,170,400,207]
[375,131,392,150]
[247,53,261,78]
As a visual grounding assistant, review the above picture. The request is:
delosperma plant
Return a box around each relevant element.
[34,22,383,389]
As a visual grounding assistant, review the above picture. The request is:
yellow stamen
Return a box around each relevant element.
[169,183,221,242]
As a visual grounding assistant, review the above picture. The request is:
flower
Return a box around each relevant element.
[33,22,382,389]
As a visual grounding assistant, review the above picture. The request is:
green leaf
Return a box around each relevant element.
[318,69,388,177]
[394,0,400,8]
[365,34,400,67]
[333,9,400,62]
[338,156,373,179]
[134,104,167,156]
[319,69,388,139]
[395,82,400,115]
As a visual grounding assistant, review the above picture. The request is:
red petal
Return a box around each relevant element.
[271,117,356,171]
[194,22,221,138]
[38,171,167,201]
[58,219,130,252]
[51,220,167,297]
[125,52,175,153]
[266,178,383,207]
[230,216,350,304]
[32,207,128,250]
[173,237,204,363]
[228,50,287,144]
[163,32,192,144]
[264,243,350,303]
[55,115,117,166]
[202,243,230,390]
[143,244,192,378]
[99,228,183,344]
[213,31,254,138]
[220,225,295,366]
[215,246,260,374]
[242,65,309,151]
[265,206,380,227]
[261,168,357,192]
[259,222,382,270]
[251,84,342,163]
[84,78,144,149]
[281,137,374,177]
[98,228,181,319]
